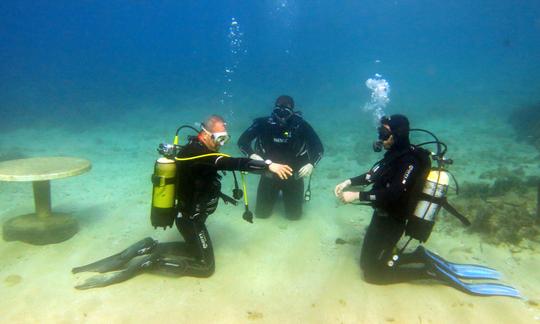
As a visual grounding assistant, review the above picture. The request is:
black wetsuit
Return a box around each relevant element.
[351,145,432,284]
[164,137,268,277]
[71,138,269,289]
[237,114,323,219]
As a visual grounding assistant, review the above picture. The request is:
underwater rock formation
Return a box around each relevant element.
[508,102,540,151]
[443,168,539,245]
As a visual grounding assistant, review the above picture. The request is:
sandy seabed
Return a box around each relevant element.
[1,109,539,323]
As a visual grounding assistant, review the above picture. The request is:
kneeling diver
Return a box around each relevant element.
[72,115,292,289]
[334,114,520,298]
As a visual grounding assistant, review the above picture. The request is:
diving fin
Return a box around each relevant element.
[72,237,158,274]
[430,263,521,298]
[75,254,159,290]
[421,247,501,280]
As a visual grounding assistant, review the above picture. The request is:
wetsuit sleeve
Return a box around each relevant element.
[237,121,260,156]
[350,173,371,186]
[303,121,324,165]
[214,156,268,172]
[359,156,421,207]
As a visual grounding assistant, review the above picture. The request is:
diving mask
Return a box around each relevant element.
[272,106,294,124]
[377,126,392,141]
[202,126,230,146]
[373,126,392,152]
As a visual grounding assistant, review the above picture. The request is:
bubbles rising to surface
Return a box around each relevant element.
[363,74,390,123]
[220,17,246,116]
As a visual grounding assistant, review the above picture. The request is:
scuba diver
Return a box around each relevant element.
[334,114,520,298]
[237,95,324,220]
[72,115,292,289]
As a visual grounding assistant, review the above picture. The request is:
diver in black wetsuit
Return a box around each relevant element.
[335,114,433,284]
[237,95,324,220]
[333,115,521,298]
[72,115,292,289]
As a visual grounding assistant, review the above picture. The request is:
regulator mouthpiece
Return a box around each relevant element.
[233,188,243,200]
[373,140,383,152]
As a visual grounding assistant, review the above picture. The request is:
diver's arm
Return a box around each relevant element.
[359,158,420,206]
[335,173,370,198]
[214,156,292,179]
[303,121,324,166]
[237,121,260,156]
[350,173,372,186]
[214,156,268,172]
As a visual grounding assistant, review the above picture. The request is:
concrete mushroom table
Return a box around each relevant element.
[0,157,91,245]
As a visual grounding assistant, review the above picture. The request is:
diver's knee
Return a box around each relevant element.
[285,211,301,220]
[361,261,392,285]
[200,263,215,278]
[255,210,272,219]
[362,267,394,285]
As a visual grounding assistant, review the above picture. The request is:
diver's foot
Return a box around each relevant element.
[72,237,158,274]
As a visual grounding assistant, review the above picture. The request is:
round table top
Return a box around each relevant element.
[0,157,91,182]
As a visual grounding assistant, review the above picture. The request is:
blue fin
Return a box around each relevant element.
[422,247,501,280]
[432,263,521,298]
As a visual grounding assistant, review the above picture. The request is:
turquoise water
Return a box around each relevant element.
[1,1,539,322]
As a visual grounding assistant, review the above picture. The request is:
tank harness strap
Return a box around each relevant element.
[151,174,176,186]
[418,193,471,226]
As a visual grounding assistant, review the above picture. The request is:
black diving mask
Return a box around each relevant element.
[377,126,392,141]
[272,106,294,124]
[373,126,392,152]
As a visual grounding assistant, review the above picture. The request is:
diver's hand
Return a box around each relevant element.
[249,154,264,161]
[339,191,360,204]
[298,163,314,178]
[269,163,293,180]
[334,179,352,197]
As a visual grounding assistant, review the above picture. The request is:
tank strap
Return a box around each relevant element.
[151,175,176,186]
[419,193,470,226]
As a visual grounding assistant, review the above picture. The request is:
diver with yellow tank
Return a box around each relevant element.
[334,114,521,298]
[72,115,292,289]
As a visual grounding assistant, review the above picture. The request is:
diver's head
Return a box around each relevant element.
[272,95,295,126]
[199,115,230,152]
[373,114,410,152]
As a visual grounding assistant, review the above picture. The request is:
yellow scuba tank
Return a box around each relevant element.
[406,169,450,242]
[151,157,177,229]
[150,123,253,229]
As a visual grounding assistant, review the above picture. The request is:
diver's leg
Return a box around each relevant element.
[282,177,304,220]
[72,237,157,274]
[171,215,216,277]
[255,176,279,218]
[360,213,429,284]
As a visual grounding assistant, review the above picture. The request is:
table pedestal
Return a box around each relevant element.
[2,180,79,245]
